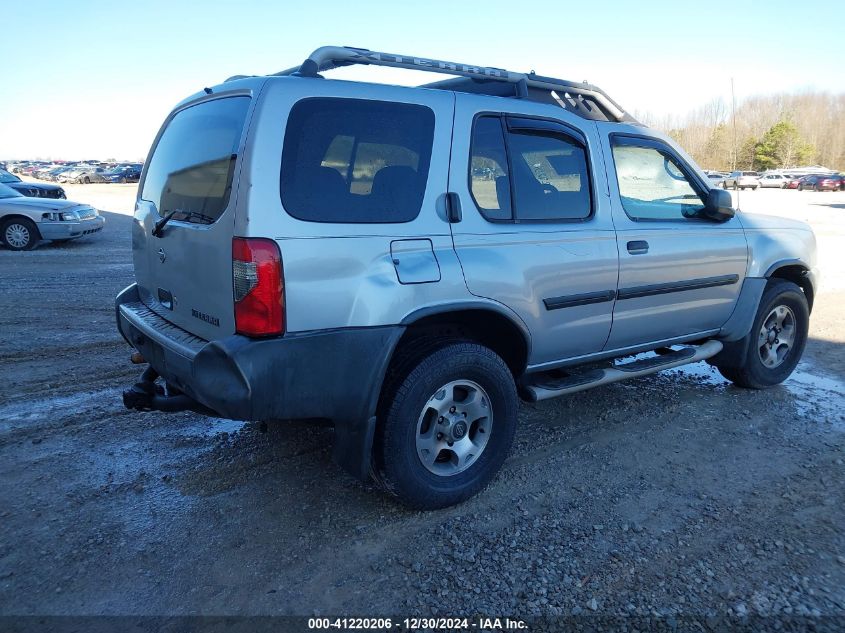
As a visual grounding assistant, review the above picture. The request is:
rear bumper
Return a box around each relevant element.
[38,216,105,240]
[115,283,402,424]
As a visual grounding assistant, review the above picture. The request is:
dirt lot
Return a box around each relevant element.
[0,182,843,626]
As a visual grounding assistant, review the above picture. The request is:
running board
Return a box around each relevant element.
[524,340,724,402]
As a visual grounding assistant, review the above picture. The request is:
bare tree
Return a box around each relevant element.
[649,90,845,170]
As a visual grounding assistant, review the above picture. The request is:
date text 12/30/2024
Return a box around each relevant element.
[307,617,528,630]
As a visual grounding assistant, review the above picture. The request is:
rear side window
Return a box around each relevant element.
[469,115,592,222]
[508,130,591,221]
[281,98,435,223]
[142,97,250,224]
[469,116,512,220]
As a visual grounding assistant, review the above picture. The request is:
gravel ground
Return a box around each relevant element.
[0,183,843,628]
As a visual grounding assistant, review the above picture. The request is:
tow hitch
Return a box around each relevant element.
[123,364,214,415]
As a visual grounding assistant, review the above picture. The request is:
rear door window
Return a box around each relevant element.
[468,115,592,222]
[507,129,591,221]
[141,96,250,224]
[280,98,435,223]
[469,116,512,220]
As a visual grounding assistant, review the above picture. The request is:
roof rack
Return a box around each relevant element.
[229,46,637,124]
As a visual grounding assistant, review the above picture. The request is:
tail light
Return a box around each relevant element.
[232,237,284,337]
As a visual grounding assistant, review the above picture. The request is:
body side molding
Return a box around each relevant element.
[617,274,739,300]
[543,290,616,311]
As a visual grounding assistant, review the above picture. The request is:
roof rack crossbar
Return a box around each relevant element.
[270,46,629,122]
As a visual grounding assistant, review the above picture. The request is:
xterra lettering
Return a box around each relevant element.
[191,309,220,327]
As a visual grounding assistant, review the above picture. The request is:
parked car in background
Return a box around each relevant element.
[759,174,789,188]
[27,164,56,177]
[798,174,839,191]
[73,166,109,184]
[55,167,87,183]
[723,171,760,190]
[0,168,66,199]
[103,165,142,183]
[32,165,59,180]
[706,172,727,188]
[0,183,103,250]
[785,176,805,190]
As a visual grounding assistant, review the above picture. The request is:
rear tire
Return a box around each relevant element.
[374,341,517,510]
[716,280,808,389]
[2,218,39,251]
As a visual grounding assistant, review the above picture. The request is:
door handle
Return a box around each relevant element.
[627,240,649,255]
[445,192,462,223]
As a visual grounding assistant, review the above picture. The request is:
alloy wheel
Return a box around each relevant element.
[758,305,796,369]
[415,379,493,476]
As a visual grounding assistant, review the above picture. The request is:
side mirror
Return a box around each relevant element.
[702,188,735,222]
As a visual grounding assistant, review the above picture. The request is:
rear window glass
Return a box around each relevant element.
[469,116,511,220]
[507,130,591,221]
[280,98,435,223]
[141,96,250,224]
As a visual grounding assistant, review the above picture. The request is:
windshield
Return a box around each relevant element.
[0,168,20,184]
[0,183,23,199]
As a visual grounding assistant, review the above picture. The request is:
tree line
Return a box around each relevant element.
[636,91,845,172]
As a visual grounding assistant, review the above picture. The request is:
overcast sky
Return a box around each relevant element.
[2,0,843,160]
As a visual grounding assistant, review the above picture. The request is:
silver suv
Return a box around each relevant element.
[724,171,761,190]
[116,47,818,509]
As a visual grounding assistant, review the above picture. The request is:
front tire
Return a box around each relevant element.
[374,342,517,510]
[716,280,809,388]
[2,218,39,251]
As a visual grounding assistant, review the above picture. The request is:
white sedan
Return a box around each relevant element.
[0,183,104,251]
[759,174,789,188]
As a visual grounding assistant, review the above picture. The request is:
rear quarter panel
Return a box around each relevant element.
[237,78,486,333]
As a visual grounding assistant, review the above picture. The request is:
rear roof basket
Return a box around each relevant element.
[229,46,637,124]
